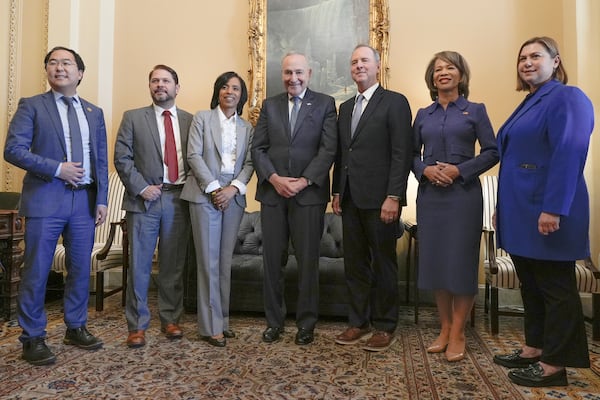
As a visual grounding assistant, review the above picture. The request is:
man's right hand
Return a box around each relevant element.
[58,162,85,186]
[332,194,342,215]
[269,173,300,198]
[140,184,163,201]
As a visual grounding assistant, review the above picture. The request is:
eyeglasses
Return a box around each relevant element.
[47,59,76,68]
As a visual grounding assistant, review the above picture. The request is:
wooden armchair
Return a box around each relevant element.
[52,171,128,311]
[481,175,600,340]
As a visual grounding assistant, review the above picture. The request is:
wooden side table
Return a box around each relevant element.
[0,210,25,321]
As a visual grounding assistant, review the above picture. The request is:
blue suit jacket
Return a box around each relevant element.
[496,79,594,260]
[4,91,109,217]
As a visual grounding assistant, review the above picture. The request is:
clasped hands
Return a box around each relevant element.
[269,174,309,198]
[425,161,459,187]
[210,186,238,211]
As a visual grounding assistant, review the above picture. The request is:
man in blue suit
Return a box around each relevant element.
[4,46,109,366]
[251,52,337,345]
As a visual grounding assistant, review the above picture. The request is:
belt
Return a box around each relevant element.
[66,183,95,191]
[162,183,184,191]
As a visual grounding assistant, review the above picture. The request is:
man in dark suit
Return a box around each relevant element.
[114,65,192,348]
[251,52,337,345]
[4,46,109,365]
[332,44,412,352]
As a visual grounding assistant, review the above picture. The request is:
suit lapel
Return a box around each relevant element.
[352,86,384,141]
[144,106,163,156]
[209,108,224,161]
[42,91,68,156]
[292,89,314,138]
[278,94,292,140]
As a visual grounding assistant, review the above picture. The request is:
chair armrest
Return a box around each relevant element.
[582,256,600,279]
[482,228,498,274]
[96,219,125,261]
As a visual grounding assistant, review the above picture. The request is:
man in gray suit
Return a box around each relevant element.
[251,52,337,345]
[114,64,192,348]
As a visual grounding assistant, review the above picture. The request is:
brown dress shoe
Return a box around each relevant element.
[362,331,396,352]
[335,326,371,345]
[126,330,145,348]
[161,323,183,339]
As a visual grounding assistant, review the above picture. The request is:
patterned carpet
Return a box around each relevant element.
[1,293,599,399]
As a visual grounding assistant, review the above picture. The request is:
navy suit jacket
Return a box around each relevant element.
[251,88,337,206]
[4,91,108,217]
[496,79,594,260]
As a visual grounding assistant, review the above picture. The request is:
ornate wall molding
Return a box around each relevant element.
[247,0,389,126]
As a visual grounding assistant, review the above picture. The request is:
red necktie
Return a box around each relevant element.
[162,110,178,183]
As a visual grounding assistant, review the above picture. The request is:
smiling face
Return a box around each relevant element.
[281,54,311,97]
[149,68,179,108]
[218,76,242,117]
[433,58,460,95]
[518,42,559,92]
[350,46,379,92]
[45,49,83,96]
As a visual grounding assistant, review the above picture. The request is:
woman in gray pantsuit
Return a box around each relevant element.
[412,51,498,362]
[181,72,253,347]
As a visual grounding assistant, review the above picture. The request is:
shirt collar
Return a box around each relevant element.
[289,88,308,102]
[357,83,379,102]
[217,106,237,124]
[153,103,177,116]
[52,89,80,103]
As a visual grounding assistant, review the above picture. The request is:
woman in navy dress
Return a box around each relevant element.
[412,51,498,362]
[492,37,593,387]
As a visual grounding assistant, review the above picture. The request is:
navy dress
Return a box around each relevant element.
[412,96,498,295]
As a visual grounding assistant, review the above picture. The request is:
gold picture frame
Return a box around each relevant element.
[247,0,389,125]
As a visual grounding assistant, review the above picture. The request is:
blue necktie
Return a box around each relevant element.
[62,96,83,163]
[289,96,301,134]
[351,94,364,138]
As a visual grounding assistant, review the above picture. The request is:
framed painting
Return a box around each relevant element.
[247,0,389,125]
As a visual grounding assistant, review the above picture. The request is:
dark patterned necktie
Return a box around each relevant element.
[62,96,83,163]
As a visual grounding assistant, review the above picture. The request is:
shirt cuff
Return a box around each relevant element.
[231,179,246,195]
[205,180,221,194]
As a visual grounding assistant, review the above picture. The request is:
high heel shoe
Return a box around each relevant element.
[426,341,449,353]
[445,341,466,362]
[445,350,465,362]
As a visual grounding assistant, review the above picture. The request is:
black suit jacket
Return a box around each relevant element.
[252,88,337,206]
[333,85,413,208]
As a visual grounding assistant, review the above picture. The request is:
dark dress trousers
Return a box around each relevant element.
[251,88,337,331]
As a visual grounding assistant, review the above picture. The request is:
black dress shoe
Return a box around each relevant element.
[508,362,568,387]
[223,330,235,339]
[295,328,314,345]
[202,336,226,347]
[63,327,103,350]
[262,327,283,343]
[22,338,56,366]
[494,349,540,368]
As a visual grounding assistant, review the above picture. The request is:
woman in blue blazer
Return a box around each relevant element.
[493,37,594,387]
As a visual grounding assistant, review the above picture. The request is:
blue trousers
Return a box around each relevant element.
[18,188,95,342]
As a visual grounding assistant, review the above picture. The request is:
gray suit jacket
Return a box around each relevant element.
[114,104,193,212]
[180,108,254,208]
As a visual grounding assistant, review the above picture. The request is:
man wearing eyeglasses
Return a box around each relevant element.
[4,46,109,366]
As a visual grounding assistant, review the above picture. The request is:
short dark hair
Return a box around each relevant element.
[210,71,248,116]
[149,64,179,84]
[44,46,85,85]
[424,51,471,100]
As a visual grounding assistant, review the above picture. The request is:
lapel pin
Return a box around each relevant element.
[462,111,469,115]
[87,107,92,112]
[306,103,312,106]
